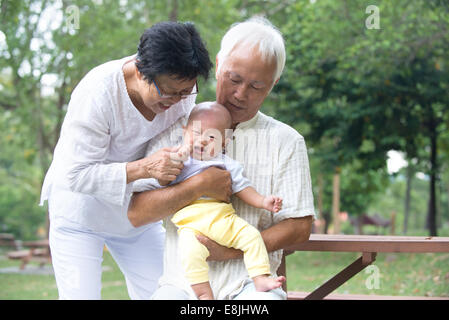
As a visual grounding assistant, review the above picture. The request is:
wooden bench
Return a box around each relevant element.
[0,233,20,250]
[278,234,449,300]
[7,239,51,270]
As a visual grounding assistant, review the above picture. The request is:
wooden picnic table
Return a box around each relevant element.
[279,234,449,300]
[7,239,51,270]
[22,239,49,249]
[0,233,19,249]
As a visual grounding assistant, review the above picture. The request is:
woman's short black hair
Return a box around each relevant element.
[136,21,213,83]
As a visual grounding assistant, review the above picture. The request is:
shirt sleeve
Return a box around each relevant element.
[273,135,316,224]
[132,178,161,193]
[60,84,131,206]
[225,157,252,194]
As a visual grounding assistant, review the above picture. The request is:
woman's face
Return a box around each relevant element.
[138,73,197,115]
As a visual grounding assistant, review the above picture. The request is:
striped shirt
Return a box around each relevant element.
[141,111,316,299]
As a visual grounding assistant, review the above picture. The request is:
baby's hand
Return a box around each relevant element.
[170,144,191,162]
[262,195,283,213]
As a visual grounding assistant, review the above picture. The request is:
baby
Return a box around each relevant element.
[160,101,285,300]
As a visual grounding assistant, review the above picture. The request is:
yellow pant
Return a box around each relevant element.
[172,199,271,284]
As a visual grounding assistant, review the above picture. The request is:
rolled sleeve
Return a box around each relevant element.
[62,89,130,206]
[132,178,161,193]
[273,136,316,224]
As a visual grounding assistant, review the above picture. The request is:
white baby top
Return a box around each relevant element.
[165,155,252,194]
[39,55,196,236]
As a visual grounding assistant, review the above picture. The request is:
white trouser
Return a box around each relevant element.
[151,280,286,300]
[49,217,164,300]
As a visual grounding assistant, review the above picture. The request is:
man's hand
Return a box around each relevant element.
[127,162,233,227]
[196,234,242,261]
[193,167,232,203]
[195,216,313,263]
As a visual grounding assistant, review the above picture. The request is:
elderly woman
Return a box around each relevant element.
[39,21,220,300]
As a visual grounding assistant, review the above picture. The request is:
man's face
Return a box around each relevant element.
[216,45,277,127]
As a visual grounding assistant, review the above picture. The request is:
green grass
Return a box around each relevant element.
[1,248,448,299]
[0,249,129,300]
[286,251,449,297]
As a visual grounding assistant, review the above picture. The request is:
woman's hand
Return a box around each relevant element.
[144,146,187,181]
[126,146,186,183]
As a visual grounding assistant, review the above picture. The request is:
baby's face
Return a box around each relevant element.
[184,116,229,161]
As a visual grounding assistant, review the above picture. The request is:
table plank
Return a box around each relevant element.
[22,240,49,248]
[285,234,449,253]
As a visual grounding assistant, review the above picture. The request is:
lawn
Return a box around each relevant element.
[286,251,449,297]
[1,247,448,299]
[0,248,129,300]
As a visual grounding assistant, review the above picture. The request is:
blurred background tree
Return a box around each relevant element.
[0,0,448,239]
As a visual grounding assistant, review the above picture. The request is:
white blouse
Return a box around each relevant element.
[40,55,195,236]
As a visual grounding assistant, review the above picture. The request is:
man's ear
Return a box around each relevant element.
[215,56,219,80]
[268,78,280,94]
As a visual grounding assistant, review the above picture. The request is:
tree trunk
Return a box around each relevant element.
[317,173,324,232]
[323,211,330,234]
[427,118,438,236]
[331,168,341,234]
[403,164,413,234]
[447,183,449,229]
[169,0,178,21]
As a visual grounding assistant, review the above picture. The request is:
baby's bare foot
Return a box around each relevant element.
[253,275,286,292]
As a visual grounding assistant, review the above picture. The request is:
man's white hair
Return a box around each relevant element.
[216,16,286,83]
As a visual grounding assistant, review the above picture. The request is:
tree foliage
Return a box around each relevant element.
[1,0,448,238]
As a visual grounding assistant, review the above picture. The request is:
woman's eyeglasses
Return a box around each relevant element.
[152,79,198,99]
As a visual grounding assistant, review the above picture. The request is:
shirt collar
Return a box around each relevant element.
[234,111,260,130]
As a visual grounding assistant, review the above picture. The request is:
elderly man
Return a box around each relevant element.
[128,17,315,300]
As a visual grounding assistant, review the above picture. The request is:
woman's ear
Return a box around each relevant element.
[135,64,143,81]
